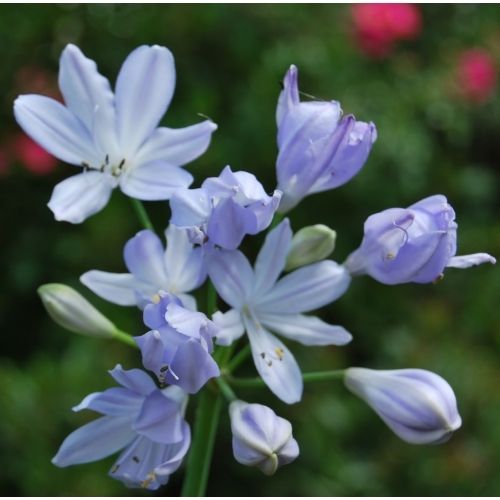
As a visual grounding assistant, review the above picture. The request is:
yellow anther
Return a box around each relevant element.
[274,347,285,360]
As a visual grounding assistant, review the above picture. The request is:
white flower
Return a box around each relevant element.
[14,44,217,223]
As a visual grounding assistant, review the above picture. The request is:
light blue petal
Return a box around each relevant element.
[207,250,254,310]
[80,271,140,306]
[243,315,302,404]
[170,188,212,227]
[258,312,352,346]
[73,388,144,416]
[253,219,292,296]
[447,253,496,268]
[165,302,205,338]
[109,364,156,396]
[124,230,168,287]
[256,260,351,314]
[167,339,220,394]
[52,415,135,467]
[132,391,184,444]
[135,121,217,167]
[212,309,245,346]
[164,225,206,293]
[120,161,193,201]
[47,171,115,223]
[58,44,116,138]
[134,330,168,376]
[115,45,175,157]
[14,94,100,166]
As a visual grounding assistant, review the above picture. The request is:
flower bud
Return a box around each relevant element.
[38,283,116,338]
[285,224,337,271]
[344,367,462,445]
[229,401,299,475]
[276,65,376,213]
[344,194,495,284]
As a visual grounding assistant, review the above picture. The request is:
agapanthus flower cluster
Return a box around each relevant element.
[25,43,495,493]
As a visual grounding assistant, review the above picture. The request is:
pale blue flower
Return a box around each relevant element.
[81,225,206,310]
[276,65,376,213]
[208,219,352,404]
[14,44,216,223]
[344,194,496,285]
[230,400,299,475]
[52,365,190,490]
[135,292,220,394]
[344,367,462,444]
[170,165,281,250]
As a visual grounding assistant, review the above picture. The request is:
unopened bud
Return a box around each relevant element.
[344,367,462,445]
[38,283,116,338]
[230,400,299,475]
[285,224,337,271]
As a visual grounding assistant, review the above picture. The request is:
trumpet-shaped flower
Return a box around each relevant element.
[344,194,496,285]
[52,365,191,490]
[170,165,282,250]
[208,219,352,404]
[276,65,377,213]
[135,292,220,394]
[230,400,299,475]
[344,367,462,444]
[14,44,216,223]
[81,225,206,310]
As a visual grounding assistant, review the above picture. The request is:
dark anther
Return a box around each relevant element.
[133,456,140,463]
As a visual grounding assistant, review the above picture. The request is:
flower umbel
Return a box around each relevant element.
[14,44,217,223]
[344,367,462,444]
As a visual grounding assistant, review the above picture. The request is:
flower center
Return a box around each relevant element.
[81,155,127,178]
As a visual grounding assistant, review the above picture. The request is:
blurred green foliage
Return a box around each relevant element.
[0,4,499,496]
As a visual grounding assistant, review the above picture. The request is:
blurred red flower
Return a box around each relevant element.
[0,148,9,177]
[12,134,58,175]
[351,4,422,58]
[457,49,496,103]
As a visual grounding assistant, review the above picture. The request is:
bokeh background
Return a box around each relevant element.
[1,3,499,496]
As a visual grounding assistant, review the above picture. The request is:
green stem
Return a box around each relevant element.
[181,387,222,496]
[226,344,251,373]
[269,211,285,230]
[111,328,139,349]
[228,369,346,388]
[130,199,155,231]
[207,282,218,315]
[216,377,237,402]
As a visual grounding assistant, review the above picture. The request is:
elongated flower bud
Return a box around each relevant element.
[344,194,495,284]
[285,224,337,271]
[38,283,116,338]
[344,367,462,444]
[230,401,299,475]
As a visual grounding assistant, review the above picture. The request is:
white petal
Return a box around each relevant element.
[14,95,100,166]
[207,250,254,310]
[253,219,292,297]
[52,415,135,467]
[447,253,496,269]
[120,162,193,201]
[256,261,351,314]
[80,271,140,306]
[135,121,217,167]
[47,171,115,223]
[243,314,303,404]
[212,309,245,346]
[164,225,206,293]
[58,44,116,134]
[115,45,175,156]
[258,312,352,346]
[177,293,197,311]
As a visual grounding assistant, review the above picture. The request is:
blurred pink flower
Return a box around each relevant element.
[351,4,422,58]
[457,49,496,103]
[12,134,58,175]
